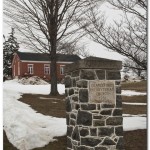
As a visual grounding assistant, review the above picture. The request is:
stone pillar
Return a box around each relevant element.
[65,57,124,150]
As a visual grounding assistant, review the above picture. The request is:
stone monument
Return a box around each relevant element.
[65,57,123,150]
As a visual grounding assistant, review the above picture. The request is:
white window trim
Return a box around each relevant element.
[60,65,65,75]
[28,64,34,74]
[44,64,50,75]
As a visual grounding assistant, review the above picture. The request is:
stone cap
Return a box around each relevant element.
[65,56,122,73]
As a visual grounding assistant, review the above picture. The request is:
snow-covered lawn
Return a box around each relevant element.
[3,79,147,150]
[4,79,65,95]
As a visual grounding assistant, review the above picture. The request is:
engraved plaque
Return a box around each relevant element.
[89,80,116,104]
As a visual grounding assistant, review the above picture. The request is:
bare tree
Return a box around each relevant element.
[123,58,145,77]
[76,0,147,70]
[4,0,99,95]
[57,41,90,58]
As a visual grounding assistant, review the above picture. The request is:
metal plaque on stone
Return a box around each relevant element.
[89,80,116,104]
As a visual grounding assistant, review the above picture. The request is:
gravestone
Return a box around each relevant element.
[65,57,124,150]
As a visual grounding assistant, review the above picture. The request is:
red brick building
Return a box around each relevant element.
[12,52,81,81]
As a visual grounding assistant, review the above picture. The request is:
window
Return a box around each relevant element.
[44,64,50,75]
[60,65,65,75]
[28,64,33,74]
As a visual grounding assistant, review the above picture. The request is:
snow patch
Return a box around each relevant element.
[122,90,146,96]
[18,76,48,85]
[123,102,147,105]
[123,114,146,117]
[4,79,65,95]
[39,97,63,101]
[123,116,147,131]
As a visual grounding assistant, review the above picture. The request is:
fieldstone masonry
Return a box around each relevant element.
[65,57,124,150]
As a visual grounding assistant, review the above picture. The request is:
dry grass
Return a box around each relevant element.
[121,80,147,92]
[124,129,147,150]
[122,95,147,115]
[122,81,147,115]
[123,104,147,115]
[122,95,147,103]
[19,94,66,118]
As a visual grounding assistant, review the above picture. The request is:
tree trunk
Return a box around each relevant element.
[49,42,59,96]
[50,59,58,96]
[138,70,142,77]
[49,5,59,96]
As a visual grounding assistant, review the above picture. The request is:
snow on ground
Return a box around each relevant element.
[123,114,146,117]
[123,102,147,105]
[123,116,147,131]
[121,90,146,96]
[4,79,65,95]
[39,97,63,100]
[3,79,147,149]
[3,80,66,150]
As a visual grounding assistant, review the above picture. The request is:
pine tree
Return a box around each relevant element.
[3,28,19,78]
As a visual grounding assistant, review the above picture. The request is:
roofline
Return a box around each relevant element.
[21,60,73,64]
[17,51,80,57]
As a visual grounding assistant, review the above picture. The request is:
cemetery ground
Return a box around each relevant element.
[4,81,147,150]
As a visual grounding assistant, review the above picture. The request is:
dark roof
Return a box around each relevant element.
[17,51,81,62]
[84,56,121,62]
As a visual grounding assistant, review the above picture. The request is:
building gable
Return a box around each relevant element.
[12,53,21,67]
